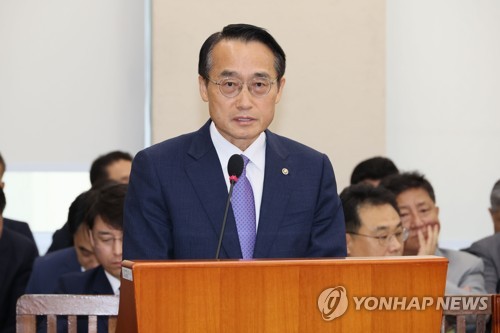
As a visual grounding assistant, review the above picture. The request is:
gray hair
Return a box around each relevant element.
[491,179,500,211]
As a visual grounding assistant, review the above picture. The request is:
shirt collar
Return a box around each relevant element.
[104,269,121,295]
[209,121,266,171]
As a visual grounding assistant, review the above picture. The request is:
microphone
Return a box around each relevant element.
[215,154,244,259]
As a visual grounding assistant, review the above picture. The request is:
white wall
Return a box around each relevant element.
[0,0,146,171]
[387,0,500,248]
[0,0,147,254]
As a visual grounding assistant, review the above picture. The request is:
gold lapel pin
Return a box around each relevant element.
[282,168,289,175]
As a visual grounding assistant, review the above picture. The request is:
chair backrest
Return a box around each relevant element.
[16,294,119,333]
[493,295,500,333]
[441,295,493,333]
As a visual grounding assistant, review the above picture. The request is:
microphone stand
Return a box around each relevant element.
[215,175,238,259]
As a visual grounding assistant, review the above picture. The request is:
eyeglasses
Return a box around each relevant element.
[206,77,278,98]
[347,227,409,247]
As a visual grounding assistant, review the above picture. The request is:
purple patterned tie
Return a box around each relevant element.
[232,155,256,259]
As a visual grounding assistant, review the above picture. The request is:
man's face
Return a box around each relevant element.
[89,216,123,279]
[396,188,440,255]
[199,39,285,151]
[106,159,132,184]
[347,203,404,257]
[490,208,500,233]
[73,223,99,270]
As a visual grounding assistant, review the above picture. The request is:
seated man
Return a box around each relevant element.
[340,184,406,257]
[350,156,399,187]
[464,179,500,293]
[52,183,127,333]
[380,172,486,295]
[47,151,132,253]
[0,188,38,333]
[26,190,99,294]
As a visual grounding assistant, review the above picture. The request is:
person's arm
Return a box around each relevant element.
[466,242,498,294]
[306,154,347,258]
[445,255,486,295]
[123,150,173,260]
[5,242,38,333]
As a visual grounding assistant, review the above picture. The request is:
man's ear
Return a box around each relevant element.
[199,75,209,102]
[275,77,286,104]
[0,181,4,189]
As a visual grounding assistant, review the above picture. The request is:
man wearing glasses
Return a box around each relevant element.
[123,24,346,260]
[380,172,486,296]
[340,184,407,257]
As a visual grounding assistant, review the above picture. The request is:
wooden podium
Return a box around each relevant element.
[116,256,447,332]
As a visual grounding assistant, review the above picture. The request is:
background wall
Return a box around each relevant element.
[0,0,146,171]
[386,0,500,247]
[150,0,386,192]
[0,0,146,254]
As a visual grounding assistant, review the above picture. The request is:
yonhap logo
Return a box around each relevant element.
[317,286,349,321]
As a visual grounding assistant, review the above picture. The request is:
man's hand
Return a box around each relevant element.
[416,224,439,255]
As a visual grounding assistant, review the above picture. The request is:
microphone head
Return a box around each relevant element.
[227,154,244,181]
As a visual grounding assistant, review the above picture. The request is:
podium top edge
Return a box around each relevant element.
[121,256,447,268]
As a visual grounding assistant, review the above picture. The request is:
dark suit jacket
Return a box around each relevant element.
[3,218,38,256]
[50,266,114,333]
[464,233,500,293]
[123,120,346,260]
[0,228,38,333]
[26,247,81,294]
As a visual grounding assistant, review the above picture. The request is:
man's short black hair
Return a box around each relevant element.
[350,156,399,185]
[89,151,132,185]
[0,187,6,214]
[340,184,399,233]
[67,189,100,236]
[198,24,286,85]
[86,183,128,230]
[380,172,436,203]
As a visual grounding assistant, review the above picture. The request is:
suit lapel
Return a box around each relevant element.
[184,121,243,259]
[91,266,114,294]
[253,131,292,258]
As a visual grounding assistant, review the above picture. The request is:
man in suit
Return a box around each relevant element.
[340,184,406,257]
[47,151,132,253]
[0,152,37,252]
[464,179,500,293]
[123,24,346,260]
[52,183,126,333]
[380,172,486,295]
[0,188,38,333]
[26,190,99,294]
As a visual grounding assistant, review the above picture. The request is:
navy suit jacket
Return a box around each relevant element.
[26,247,81,294]
[3,218,38,256]
[123,120,346,260]
[0,229,38,333]
[56,265,113,295]
[47,266,114,333]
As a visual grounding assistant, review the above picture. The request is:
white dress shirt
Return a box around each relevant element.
[104,270,121,296]
[210,121,266,229]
